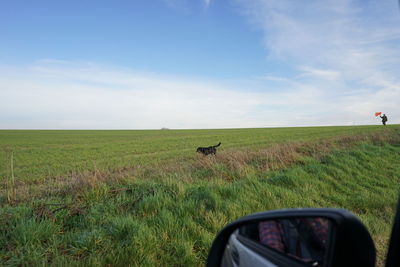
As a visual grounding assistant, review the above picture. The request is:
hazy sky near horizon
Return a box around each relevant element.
[1,0,399,129]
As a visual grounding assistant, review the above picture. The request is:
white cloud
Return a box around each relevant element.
[297,67,341,81]
[1,1,399,129]
[234,0,400,125]
[0,61,278,129]
[0,56,398,129]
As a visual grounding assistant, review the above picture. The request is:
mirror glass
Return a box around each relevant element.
[222,217,333,267]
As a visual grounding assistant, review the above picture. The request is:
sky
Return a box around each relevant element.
[1,0,399,129]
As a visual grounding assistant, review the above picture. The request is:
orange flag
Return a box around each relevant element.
[375,112,382,117]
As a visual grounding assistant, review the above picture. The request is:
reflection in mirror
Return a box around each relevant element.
[221,217,333,267]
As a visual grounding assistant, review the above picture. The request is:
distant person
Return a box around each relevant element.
[380,114,388,126]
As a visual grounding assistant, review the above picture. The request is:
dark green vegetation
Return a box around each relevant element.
[1,125,399,266]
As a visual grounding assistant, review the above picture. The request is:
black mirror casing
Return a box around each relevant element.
[385,196,400,267]
[207,208,376,267]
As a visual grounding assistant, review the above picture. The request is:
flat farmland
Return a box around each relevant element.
[0,125,395,184]
[1,125,400,266]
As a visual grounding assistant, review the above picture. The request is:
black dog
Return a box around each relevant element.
[196,142,221,155]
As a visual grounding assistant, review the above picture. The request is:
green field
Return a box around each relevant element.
[1,125,400,266]
[0,125,396,184]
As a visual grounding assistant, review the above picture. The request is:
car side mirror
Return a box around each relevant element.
[207,208,376,267]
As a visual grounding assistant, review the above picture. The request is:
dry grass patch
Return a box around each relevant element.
[2,128,399,204]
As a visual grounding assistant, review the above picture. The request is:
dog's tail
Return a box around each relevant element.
[214,142,221,147]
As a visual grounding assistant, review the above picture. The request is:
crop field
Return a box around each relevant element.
[1,125,400,266]
[0,125,396,184]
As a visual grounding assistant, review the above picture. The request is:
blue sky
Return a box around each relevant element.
[1,0,399,129]
[1,0,270,79]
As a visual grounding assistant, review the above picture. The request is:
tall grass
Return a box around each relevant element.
[0,126,399,266]
[5,150,16,203]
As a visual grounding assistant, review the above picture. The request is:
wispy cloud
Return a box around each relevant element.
[1,57,397,129]
[297,67,341,81]
[0,61,278,129]
[1,0,399,129]
[162,0,212,11]
[235,0,400,124]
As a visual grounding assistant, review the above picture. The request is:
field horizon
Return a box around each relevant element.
[1,125,400,266]
[1,123,394,131]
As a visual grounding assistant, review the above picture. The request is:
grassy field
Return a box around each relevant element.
[1,125,400,266]
[0,125,396,184]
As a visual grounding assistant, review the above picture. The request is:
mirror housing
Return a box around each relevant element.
[207,208,375,267]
